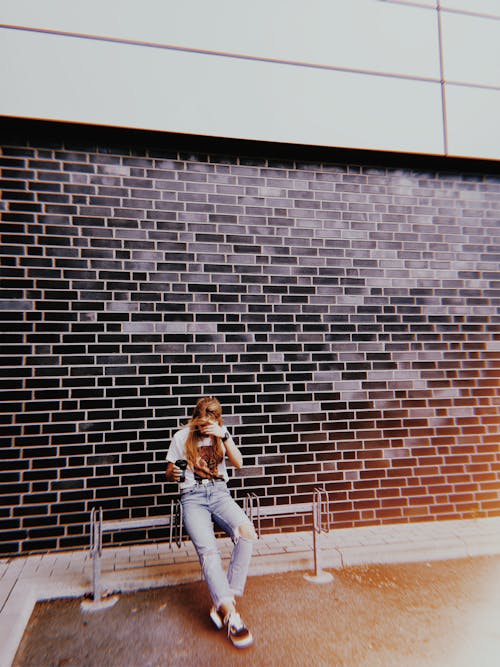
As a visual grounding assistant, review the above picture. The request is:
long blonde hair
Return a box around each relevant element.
[184,396,225,469]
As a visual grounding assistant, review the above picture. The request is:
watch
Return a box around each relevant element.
[221,431,230,442]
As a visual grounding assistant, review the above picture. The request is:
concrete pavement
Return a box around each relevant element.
[2,516,500,667]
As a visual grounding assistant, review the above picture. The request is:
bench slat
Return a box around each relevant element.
[253,502,313,517]
[102,516,172,532]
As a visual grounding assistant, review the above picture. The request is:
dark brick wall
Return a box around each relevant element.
[1,122,500,556]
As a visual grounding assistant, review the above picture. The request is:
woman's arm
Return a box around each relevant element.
[222,432,243,469]
[201,423,243,468]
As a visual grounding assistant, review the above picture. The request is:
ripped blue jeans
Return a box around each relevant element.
[181,480,254,610]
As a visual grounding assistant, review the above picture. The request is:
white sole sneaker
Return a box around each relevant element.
[225,611,253,649]
[209,606,224,630]
[228,626,253,648]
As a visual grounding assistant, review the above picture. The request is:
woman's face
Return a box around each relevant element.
[192,398,222,431]
[196,415,217,433]
[200,416,214,426]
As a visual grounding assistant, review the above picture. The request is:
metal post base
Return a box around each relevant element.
[303,571,334,584]
[80,594,119,612]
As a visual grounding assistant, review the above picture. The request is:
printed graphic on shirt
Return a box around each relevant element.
[194,445,224,480]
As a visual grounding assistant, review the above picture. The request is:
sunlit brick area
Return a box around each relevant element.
[1,122,499,556]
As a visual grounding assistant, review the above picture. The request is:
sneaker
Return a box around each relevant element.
[224,611,253,649]
[209,606,224,630]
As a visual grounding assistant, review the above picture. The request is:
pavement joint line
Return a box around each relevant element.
[0,580,18,615]
[2,516,500,667]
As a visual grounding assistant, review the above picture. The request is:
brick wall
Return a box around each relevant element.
[1,121,500,556]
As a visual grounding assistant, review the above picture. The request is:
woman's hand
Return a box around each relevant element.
[200,422,226,439]
[199,421,243,469]
[165,461,182,482]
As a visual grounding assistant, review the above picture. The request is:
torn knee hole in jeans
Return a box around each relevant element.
[234,523,257,543]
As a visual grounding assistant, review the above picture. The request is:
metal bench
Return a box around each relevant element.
[244,487,333,583]
[87,486,333,607]
[88,500,182,605]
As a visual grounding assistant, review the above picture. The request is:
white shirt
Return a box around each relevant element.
[166,426,229,490]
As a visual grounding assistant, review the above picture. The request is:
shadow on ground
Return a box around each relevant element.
[13,556,500,667]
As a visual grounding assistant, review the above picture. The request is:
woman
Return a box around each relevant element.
[165,396,257,649]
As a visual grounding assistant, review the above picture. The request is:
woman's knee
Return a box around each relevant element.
[238,522,257,541]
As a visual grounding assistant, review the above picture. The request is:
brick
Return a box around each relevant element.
[1,125,499,554]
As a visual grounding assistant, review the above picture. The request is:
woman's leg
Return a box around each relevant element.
[181,489,235,611]
[227,523,256,597]
[210,486,257,599]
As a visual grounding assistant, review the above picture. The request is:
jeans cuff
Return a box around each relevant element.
[217,596,235,611]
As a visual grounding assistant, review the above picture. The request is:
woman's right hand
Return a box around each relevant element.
[165,462,182,482]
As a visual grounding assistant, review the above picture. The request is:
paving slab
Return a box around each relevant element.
[2,516,500,667]
[11,556,500,667]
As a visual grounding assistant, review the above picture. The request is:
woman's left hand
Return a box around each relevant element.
[200,422,225,439]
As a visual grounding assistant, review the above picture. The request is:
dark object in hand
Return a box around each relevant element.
[175,459,188,482]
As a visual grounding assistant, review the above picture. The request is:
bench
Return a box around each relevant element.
[88,500,182,604]
[244,487,333,583]
[88,487,332,605]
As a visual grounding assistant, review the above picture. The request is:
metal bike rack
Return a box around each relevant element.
[304,487,334,584]
[245,487,334,584]
[87,499,181,607]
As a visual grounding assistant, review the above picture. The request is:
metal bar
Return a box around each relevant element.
[171,500,178,548]
[98,507,103,556]
[310,488,332,580]
[254,494,261,539]
[92,546,101,602]
[324,488,331,532]
[91,507,103,602]
[254,502,313,517]
[312,501,319,576]
[90,507,97,601]
[316,487,330,534]
[89,507,96,554]
[176,500,183,548]
[169,499,175,549]
[314,489,321,576]
[101,516,171,532]
[245,492,260,538]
